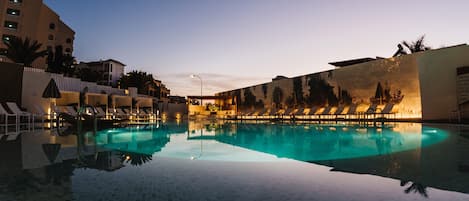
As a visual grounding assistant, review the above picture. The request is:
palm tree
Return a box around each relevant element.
[119,70,158,95]
[401,35,431,53]
[0,37,48,66]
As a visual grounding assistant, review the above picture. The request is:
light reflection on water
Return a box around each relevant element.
[1,121,469,201]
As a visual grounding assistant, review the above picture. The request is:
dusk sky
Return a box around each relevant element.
[44,0,469,96]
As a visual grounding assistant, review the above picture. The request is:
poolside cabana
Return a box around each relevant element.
[56,91,80,107]
[187,95,236,118]
[134,96,153,112]
[111,95,132,110]
[85,93,108,107]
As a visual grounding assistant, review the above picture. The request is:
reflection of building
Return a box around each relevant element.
[216,45,469,122]
[77,59,126,87]
[0,0,75,68]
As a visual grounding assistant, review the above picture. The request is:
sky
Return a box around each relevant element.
[44,0,469,96]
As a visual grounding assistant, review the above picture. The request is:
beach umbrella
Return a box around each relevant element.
[42,79,61,99]
[42,79,61,128]
[42,143,61,163]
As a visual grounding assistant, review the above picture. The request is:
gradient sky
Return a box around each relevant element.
[44,0,469,96]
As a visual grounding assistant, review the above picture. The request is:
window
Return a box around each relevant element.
[6,9,20,16]
[4,21,18,30]
[48,34,54,40]
[9,0,22,4]
[2,34,15,42]
[65,48,71,53]
[110,64,113,72]
[49,23,55,30]
[66,38,72,44]
[109,75,112,81]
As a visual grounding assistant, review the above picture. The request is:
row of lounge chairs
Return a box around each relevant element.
[236,103,397,121]
[0,102,42,136]
[52,106,158,122]
[0,103,160,135]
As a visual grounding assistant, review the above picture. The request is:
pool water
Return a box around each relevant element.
[95,122,448,162]
[2,121,469,201]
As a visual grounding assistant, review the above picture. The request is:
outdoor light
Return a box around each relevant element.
[190,74,203,106]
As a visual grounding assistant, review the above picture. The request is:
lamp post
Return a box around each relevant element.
[190,74,203,106]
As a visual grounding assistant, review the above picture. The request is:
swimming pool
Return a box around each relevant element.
[95,122,448,162]
[1,121,469,201]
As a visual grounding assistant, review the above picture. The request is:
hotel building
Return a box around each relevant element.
[0,0,75,69]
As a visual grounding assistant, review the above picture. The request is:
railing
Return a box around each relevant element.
[24,67,126,95]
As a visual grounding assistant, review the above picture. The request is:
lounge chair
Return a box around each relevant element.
[305,106,318,119]
[379,103,396,119]
[95,107,108,119]
[6,102,32,131]
[338,104,358,120]
[281,108,294,119]
[364,104,379,119]
[334,105,346,116]
[114,108,130,119]
[62,106,78,116]
[0,104,18,134]
[254,108,268,119]
[266,108,279,119]
[292,108,305,120]
[318,106,333,119]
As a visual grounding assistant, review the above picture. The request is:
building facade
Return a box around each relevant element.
[78,59,126,87]
[216,44,469,122]
[0,0,75,68]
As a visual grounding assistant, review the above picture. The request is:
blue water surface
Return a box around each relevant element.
[95,122,448,162]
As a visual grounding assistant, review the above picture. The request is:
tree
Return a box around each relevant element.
[0,37,48,66]
[401,35,431,53]
[119,70,160,96]
[76,68,101,82]
[46,45,75,76]
[272,87,283,108]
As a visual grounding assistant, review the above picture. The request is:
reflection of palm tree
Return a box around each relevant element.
[400,180,428,198]
[120,151,153,166]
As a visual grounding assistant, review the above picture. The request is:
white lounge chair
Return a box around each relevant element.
[0,104,18,134]
[6,102,32,131]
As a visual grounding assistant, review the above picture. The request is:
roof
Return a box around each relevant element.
[328,58,378,67]
[187,95,231,100]
[85,59,126,67]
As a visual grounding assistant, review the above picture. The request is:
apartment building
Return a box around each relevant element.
[0,0,75,68]
[78,59,126,87]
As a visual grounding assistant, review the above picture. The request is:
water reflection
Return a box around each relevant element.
[0,121,468,200]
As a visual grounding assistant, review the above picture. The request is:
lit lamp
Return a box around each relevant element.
[190,74,203,106]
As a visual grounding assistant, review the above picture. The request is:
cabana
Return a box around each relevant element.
[187,95,236,118]
[56,91,79,107]
[134,96,153,113]
[111,95,132,110]
[85,93,108,107]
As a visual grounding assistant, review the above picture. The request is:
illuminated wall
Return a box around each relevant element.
[217,52,422,118]
[218,44,469,121]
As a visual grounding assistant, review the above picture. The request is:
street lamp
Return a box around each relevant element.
[190,74,203,106]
